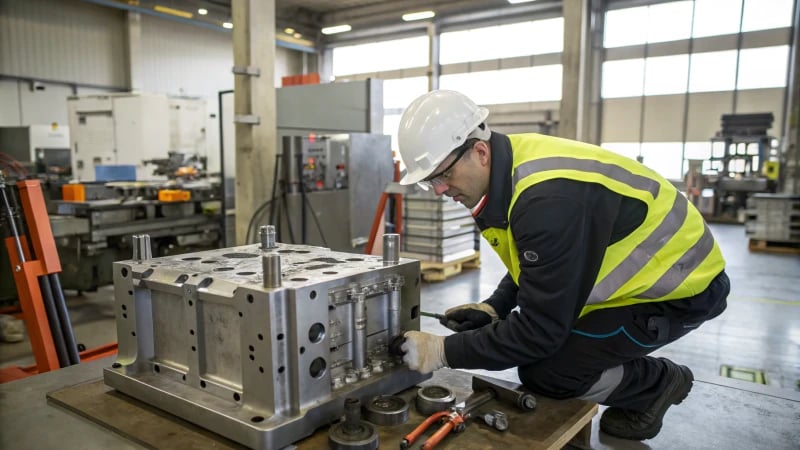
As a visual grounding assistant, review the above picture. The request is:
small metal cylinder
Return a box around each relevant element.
[382,233,400,266]
[132,234,152,262]
[388,288,401,341]
[353,291,366,370]
[262,253,282,288]
[260,225,276,250]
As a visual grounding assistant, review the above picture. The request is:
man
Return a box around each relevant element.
[396,90,729,441]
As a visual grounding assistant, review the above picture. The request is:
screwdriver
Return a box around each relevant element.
[419,311,446,321]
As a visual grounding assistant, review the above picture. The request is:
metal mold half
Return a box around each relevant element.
[104,242,429,449]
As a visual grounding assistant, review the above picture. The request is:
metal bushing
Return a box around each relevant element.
[328,421,379,450]
[363,395,409,426]
[415,385,456,415]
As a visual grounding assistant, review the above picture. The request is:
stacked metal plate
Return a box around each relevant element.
[744,194,800,242]
[401,190,478,262]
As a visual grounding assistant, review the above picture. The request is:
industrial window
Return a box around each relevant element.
[439,65,562,105]
[604,1,693,48]
[601,142,641,162]
[741,0,794,32]
[689,50,738,92]
[439,17,564,65]
[736,45,790,90]
[332,36,429,76]
[644,55,690,96]
[639,142,684,180]
[606,0,793,47]
[601,59,645,98]
[383,77,429,110]
[692,0,742,38]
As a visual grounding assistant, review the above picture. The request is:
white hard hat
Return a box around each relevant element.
[397,90,490,185]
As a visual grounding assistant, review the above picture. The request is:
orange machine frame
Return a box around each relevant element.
[0,180,116,383]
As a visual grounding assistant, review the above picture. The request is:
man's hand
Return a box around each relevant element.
[440,303,499,332]
[401,331,447,374]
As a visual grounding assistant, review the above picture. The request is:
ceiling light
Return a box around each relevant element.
[402,11,435,21]
[321,24,352,35]
[507,0,538,3]
[197,8,208,15]
[284,27,295,34]
[222,22,233,29]
[154,5,193,19]
[293,32,303,39]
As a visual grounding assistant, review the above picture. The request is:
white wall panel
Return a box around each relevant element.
[601,97,643,142]
[642,94,685,141]
[0,81,22,126]
[686,91,734,141]
[0,0,127,87]
[736,88,785,137]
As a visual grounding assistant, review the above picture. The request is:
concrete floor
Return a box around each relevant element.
[1,223,798,449]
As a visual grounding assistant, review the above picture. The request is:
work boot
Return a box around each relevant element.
[600,359,693,440]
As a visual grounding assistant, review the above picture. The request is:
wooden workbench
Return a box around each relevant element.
[47,368,597,450]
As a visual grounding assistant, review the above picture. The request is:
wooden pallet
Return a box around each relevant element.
[748,239,800,255]
[420,251,481,282]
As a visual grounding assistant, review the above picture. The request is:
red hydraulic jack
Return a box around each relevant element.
[0,177,117,382]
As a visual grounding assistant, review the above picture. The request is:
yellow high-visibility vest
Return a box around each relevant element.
[481,134,725,317]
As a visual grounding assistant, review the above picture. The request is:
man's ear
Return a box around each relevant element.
[474,140,491,166]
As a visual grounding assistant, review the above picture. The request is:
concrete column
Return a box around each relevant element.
[781,0,800,194]
[232,0,277,244]
[428,22,440,92]
[125,11,143,91]
[559,0,593,142]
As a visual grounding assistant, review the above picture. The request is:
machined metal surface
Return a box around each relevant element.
[416,385,457,415]
[104,238,429,449]
[363,395,409,426]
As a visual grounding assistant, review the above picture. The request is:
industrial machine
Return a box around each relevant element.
[68,93,207,182]
[104,232,430,449]
[270,133,393,252]
[46,179,223,292]
[703,113,779,222]
[0,124,71,178]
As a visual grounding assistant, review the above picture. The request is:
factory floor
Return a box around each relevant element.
[0,223,798,449]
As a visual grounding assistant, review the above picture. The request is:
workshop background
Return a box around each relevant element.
[0,0,799,449]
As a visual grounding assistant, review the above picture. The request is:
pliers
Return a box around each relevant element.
[400,389,495,450]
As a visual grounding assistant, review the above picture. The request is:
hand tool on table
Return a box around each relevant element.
[401,375,537,450]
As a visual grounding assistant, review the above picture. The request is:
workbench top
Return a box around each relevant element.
[1,357,799,449]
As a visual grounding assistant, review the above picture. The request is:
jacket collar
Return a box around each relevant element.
[474,132,512,230]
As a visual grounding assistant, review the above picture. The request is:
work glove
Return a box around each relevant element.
[401,331,447,374]
[441,303,499,332]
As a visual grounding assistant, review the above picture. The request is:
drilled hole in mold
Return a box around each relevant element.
[251,416,264,423]
[238,312,243,317]
[277,333,284,340]
[190,329,195,335]
[200,380,207,388]
[154,365,160,373]
[175,274,189,283]
[121,267,129,277]
[249,354,255,361]
[323,271,338,275]
[249,345,255,352]
[213,267,234,272]
[131,331,136,337]
[247,294,254,303]
[291,278,308,282]
[309,358,326,378]
[237,271,256,276]
[310,290,317,299]
[259,366,264,373]
[198,278,213,288]
[182,257,201,261]
[346,258,363,262]
[278,366,285,374]
[257,333,263,340]
[121,304,127,311]
[192,346,197,352]
[122,313,127,319]
[201,260,218,264]
[299,346,306,354]
[233,393,241,401]
[223,252,259,258]
[127,290,133,296]
[308,323,325,343]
